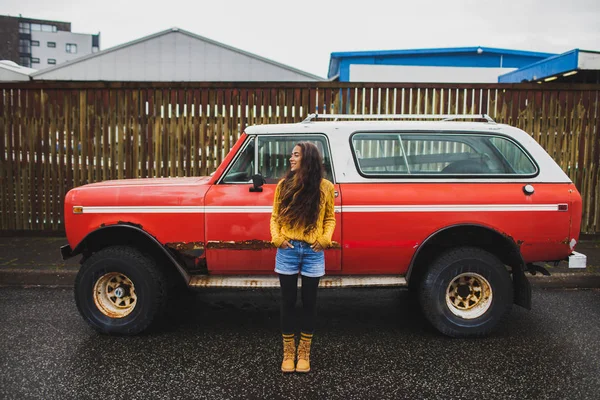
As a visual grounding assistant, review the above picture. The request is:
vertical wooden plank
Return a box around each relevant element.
[191,89,200,176]
[26,89,35,229]
[575,90,589,231]
[162,88,171,177]
[139,88,148,178]
[293,88,302,122]
[123,89,132,179]
[285,88,293,124]
[199,89,208,176]
[223,88,232,158]
[153,88,163,177]
[100,90,108,181]
[0,88,8,229]
[176,88,184,177]
[184,89,192,177]
[0,88,5,229]
[215,89,224,169]
[48,89,58,230]
[147,88,156,178]
[131,89,140,179]
[324,87,332,115]
[589,89,600,232]
[40,90,50,229]
[208,89,217,173]
[71,90,80,189]
[90,89,99,184]
[56,90,66,229]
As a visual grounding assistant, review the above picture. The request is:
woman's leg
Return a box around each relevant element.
[297,275,320,373]
[279,273,299,372]
[300,275,320,333]
[278,273,299,334]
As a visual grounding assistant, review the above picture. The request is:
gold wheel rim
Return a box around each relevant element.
[93,272,137,318]
[445,272,492,319]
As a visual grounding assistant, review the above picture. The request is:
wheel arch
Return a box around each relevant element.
[407,224,530,309]
[71,224,191,285]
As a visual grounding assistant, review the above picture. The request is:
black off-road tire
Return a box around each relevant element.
[74,246,167,335]
[419,247,513,338]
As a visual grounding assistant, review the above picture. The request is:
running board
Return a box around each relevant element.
[189,275,407,288]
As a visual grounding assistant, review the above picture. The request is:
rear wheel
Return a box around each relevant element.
[74,246,167,335]
[419,247,513,337]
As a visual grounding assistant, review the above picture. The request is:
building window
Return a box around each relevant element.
[19,57,31,67]
[31,58,40,64]
[32,40,40,46]
[18,22,31,34]
[18,39,31,54]
[29,23,56,32]
[66,43,78,54]
[48,59,57,65]
[47,42,56,48]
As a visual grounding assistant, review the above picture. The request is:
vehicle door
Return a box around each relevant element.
[204,134,341,274]
[341,131,565,274]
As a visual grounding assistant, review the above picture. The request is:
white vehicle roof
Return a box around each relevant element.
[244,119,571,184]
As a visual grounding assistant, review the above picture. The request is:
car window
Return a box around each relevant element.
[257,136,334,183]
[222,136,255,183]
[488,136,537,174]
[352,133,537,176]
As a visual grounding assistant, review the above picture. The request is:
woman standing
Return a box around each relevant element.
[270,141,336,373]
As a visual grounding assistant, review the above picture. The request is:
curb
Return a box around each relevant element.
[1,269,599,289]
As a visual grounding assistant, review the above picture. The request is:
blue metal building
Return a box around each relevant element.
[328,47,555,83]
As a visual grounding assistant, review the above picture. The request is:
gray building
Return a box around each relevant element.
[31,28,323,81]
[0,14,100,68]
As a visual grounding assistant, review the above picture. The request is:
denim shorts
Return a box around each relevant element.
[274,240,325,278]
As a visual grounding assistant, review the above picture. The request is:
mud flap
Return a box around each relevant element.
[512,265,531,310]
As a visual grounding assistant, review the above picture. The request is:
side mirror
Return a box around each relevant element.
[249,174,266,192]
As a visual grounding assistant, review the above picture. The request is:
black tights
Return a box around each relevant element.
[278,274,320,335]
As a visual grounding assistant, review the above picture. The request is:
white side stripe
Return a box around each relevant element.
[77,204,562,214]
[205,206,273,213]
[80,206,203,214]
[342,204,561,212]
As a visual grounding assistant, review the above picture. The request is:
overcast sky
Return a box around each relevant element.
[4,0,600,78]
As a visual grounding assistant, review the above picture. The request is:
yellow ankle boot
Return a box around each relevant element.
[281,334,296,373]
[296,332,313,373]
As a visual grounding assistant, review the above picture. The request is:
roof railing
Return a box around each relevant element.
[301,113,495,123]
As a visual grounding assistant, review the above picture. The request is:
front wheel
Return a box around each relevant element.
[74,246,167,335]
[419,247,513,338]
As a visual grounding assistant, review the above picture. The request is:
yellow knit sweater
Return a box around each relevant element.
[270,179,336,249]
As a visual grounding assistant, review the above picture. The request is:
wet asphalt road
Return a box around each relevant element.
[0,287,599,400]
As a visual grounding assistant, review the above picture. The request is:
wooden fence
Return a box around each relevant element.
[1,82,599,234]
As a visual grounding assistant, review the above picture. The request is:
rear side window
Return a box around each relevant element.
[352,132,537,176]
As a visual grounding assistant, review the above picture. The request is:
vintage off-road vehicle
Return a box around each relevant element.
[61,114,587,337]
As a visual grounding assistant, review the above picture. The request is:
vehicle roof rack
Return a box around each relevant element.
[301,113,495,123]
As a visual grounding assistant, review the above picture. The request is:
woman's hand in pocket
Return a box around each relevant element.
[280,240,294,249]
[311,241,323,252]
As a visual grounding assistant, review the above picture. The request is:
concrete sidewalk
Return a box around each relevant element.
[0,235,599,288]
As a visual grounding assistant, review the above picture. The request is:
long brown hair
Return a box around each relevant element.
[277,142,324,234]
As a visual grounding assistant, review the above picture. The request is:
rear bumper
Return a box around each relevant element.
[568,251,587,269]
